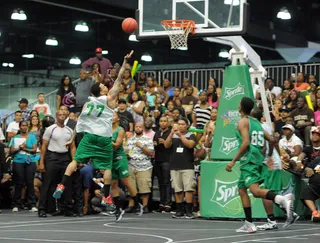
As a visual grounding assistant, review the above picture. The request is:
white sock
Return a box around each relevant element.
[274,195,284,205]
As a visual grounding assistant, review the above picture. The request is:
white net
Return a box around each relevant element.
[161,20,195,50]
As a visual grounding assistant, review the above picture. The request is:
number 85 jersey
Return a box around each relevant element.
[76,96,113,137]
[236,116,265,165]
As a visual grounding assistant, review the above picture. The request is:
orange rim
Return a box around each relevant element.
[161,20,196,35]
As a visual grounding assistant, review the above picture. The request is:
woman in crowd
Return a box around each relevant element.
[89,63,104,83]
[29,115,41,142]
[272,99,283,121]
[127,91,145,124]
[10,121,38,212]
[282,79,294,91]
[206,84,219,108]
[285,89,299,112]
[56,75,76,112]
[314,98,320,126]
[208,78,221,97]
[118,83,128,101]
[122,69,136,94]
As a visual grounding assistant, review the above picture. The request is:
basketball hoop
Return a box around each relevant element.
[161,20,195,50]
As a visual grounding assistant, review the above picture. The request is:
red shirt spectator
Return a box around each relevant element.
[82,48,112,76]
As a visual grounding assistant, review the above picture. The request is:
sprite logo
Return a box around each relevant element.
[224,83,245,100]
[219,137,239,155]
[211,179,239,207]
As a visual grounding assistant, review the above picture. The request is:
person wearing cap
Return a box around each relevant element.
[81,48,113,77]
[117,99,134,133]
[17,98,31,122]
[279,124,303,170]
[290,96,314,146]
[274,107,290,139]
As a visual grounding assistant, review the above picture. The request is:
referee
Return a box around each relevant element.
[38,110,76,217]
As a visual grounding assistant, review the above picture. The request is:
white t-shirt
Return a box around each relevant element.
[33,103,52,118]
[6,121,19,133]
[279,134,303,154]
[270,86,282,97]
[0,129,5,141]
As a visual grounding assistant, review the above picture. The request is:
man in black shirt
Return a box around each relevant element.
[300,157,320,222]
[117,98,134,132]
[153,116,171,213]
[164,118,197,219]
[274,107,289,139]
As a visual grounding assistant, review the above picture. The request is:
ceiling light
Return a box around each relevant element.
[102,50,108,55]
[45,37,58,46]
[218,49,229,58]
[129,34,139,42]
[141,54,152,62]
[2,63,8,67]
[8,63,14,68]
[277,7,291,20]
[224,0,240,6]
[22,54,34,58]
[75,22,89,32]
[69,56,81,65]
[177,47,188,51]
[11,9,27,20]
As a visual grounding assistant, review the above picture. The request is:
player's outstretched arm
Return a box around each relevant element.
[108,50,134,100]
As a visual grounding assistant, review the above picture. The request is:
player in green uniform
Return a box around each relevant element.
[226,97,296,233]
[53,50,134,211]
[110,112,143,221]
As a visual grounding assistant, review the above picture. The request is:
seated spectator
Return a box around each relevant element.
[309,81,318,107]
[127,91,145,124]
[164,118,197,219]
[309,75,317,83]
[125,122,154,213]
[32,93,51,120]
[82,47,112,77]
[291,97,314,146]
[163,78,175,101]
[294,72,310,91]
[105,68,118,89]
[282,79,294,92]
[118,83,128,101]
[314,98,320,126]
[181,86,198,122]
[284,90,298,112]
[136,72,147,92]
[180,79,199,98]
[274,107,289,139]
[28,115,41,142]
[300,157,320,222]
[56,75,76,112]
[146,76,169,107]
[208,77,222,97]
[265,78,282,97]
[284,117,302,140]
[279,124,303,165]
[10,121,38,212]
[173,87,183,107]
[207,85,219,108]
[6,111,22,142]
[271,99,283,121]
[122,69,136,94]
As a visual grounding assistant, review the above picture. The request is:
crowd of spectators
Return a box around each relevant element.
[0,47,319,221]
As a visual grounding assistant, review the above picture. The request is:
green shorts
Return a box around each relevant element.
[238,162,264,189]
[260,164,282,192]
[112,151,130,180]
[74,133,113,170]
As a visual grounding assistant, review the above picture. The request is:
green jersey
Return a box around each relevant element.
[112,126,125,154]
[236,116,265,165]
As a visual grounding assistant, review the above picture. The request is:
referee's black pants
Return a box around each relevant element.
[38,151,72,213]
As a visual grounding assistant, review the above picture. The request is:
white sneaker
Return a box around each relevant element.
[12,207,18,212]
[29,207,38,212]
[280,193,295,229]
[257,219,278,231]
[236,220,257,233]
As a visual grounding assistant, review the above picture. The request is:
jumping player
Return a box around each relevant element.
[110,112,143,221]
[53,50,134,210]
[226,97,296,233]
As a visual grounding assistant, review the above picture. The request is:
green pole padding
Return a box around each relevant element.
[210,65,254,160]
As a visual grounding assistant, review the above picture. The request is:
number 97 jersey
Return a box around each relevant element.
[236,116,265,165]
[76,96,113,137]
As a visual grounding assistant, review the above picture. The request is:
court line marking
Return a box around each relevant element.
[0,229,174,243]
[0,237,105,243]
[230,233,320,243]
[104,222,234,231]
[173,228,320,243]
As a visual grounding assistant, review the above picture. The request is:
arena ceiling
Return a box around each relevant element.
[0,0,319,71]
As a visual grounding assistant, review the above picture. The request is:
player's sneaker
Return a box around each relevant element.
[172,211,184,219]
[115,208,125,222]
[101,196,116,210]
[135,203,143,216]
[236,221,257,233]
[53,184,65,199]
[311,211,320,223]
[257,219,278,231]
[280,193,296,229]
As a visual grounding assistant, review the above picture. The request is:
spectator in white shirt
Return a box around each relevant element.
[32,93,51,120]
[279,124,303,162]
[0,128,5,142]
[6,111,23,141]
[265,78,282,97]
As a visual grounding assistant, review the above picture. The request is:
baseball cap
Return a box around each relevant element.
[312,127,320,135]
[118,98,127,104]
[279,107,289,112]
[95,47,103,53]
[17,98,28,104]
[282,124,295,132]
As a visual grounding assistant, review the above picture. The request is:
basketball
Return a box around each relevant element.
[122,18,138,34]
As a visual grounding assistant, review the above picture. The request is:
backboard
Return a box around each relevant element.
[136,0,248,40]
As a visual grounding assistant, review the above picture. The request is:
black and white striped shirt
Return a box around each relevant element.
[193,104,212,126]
